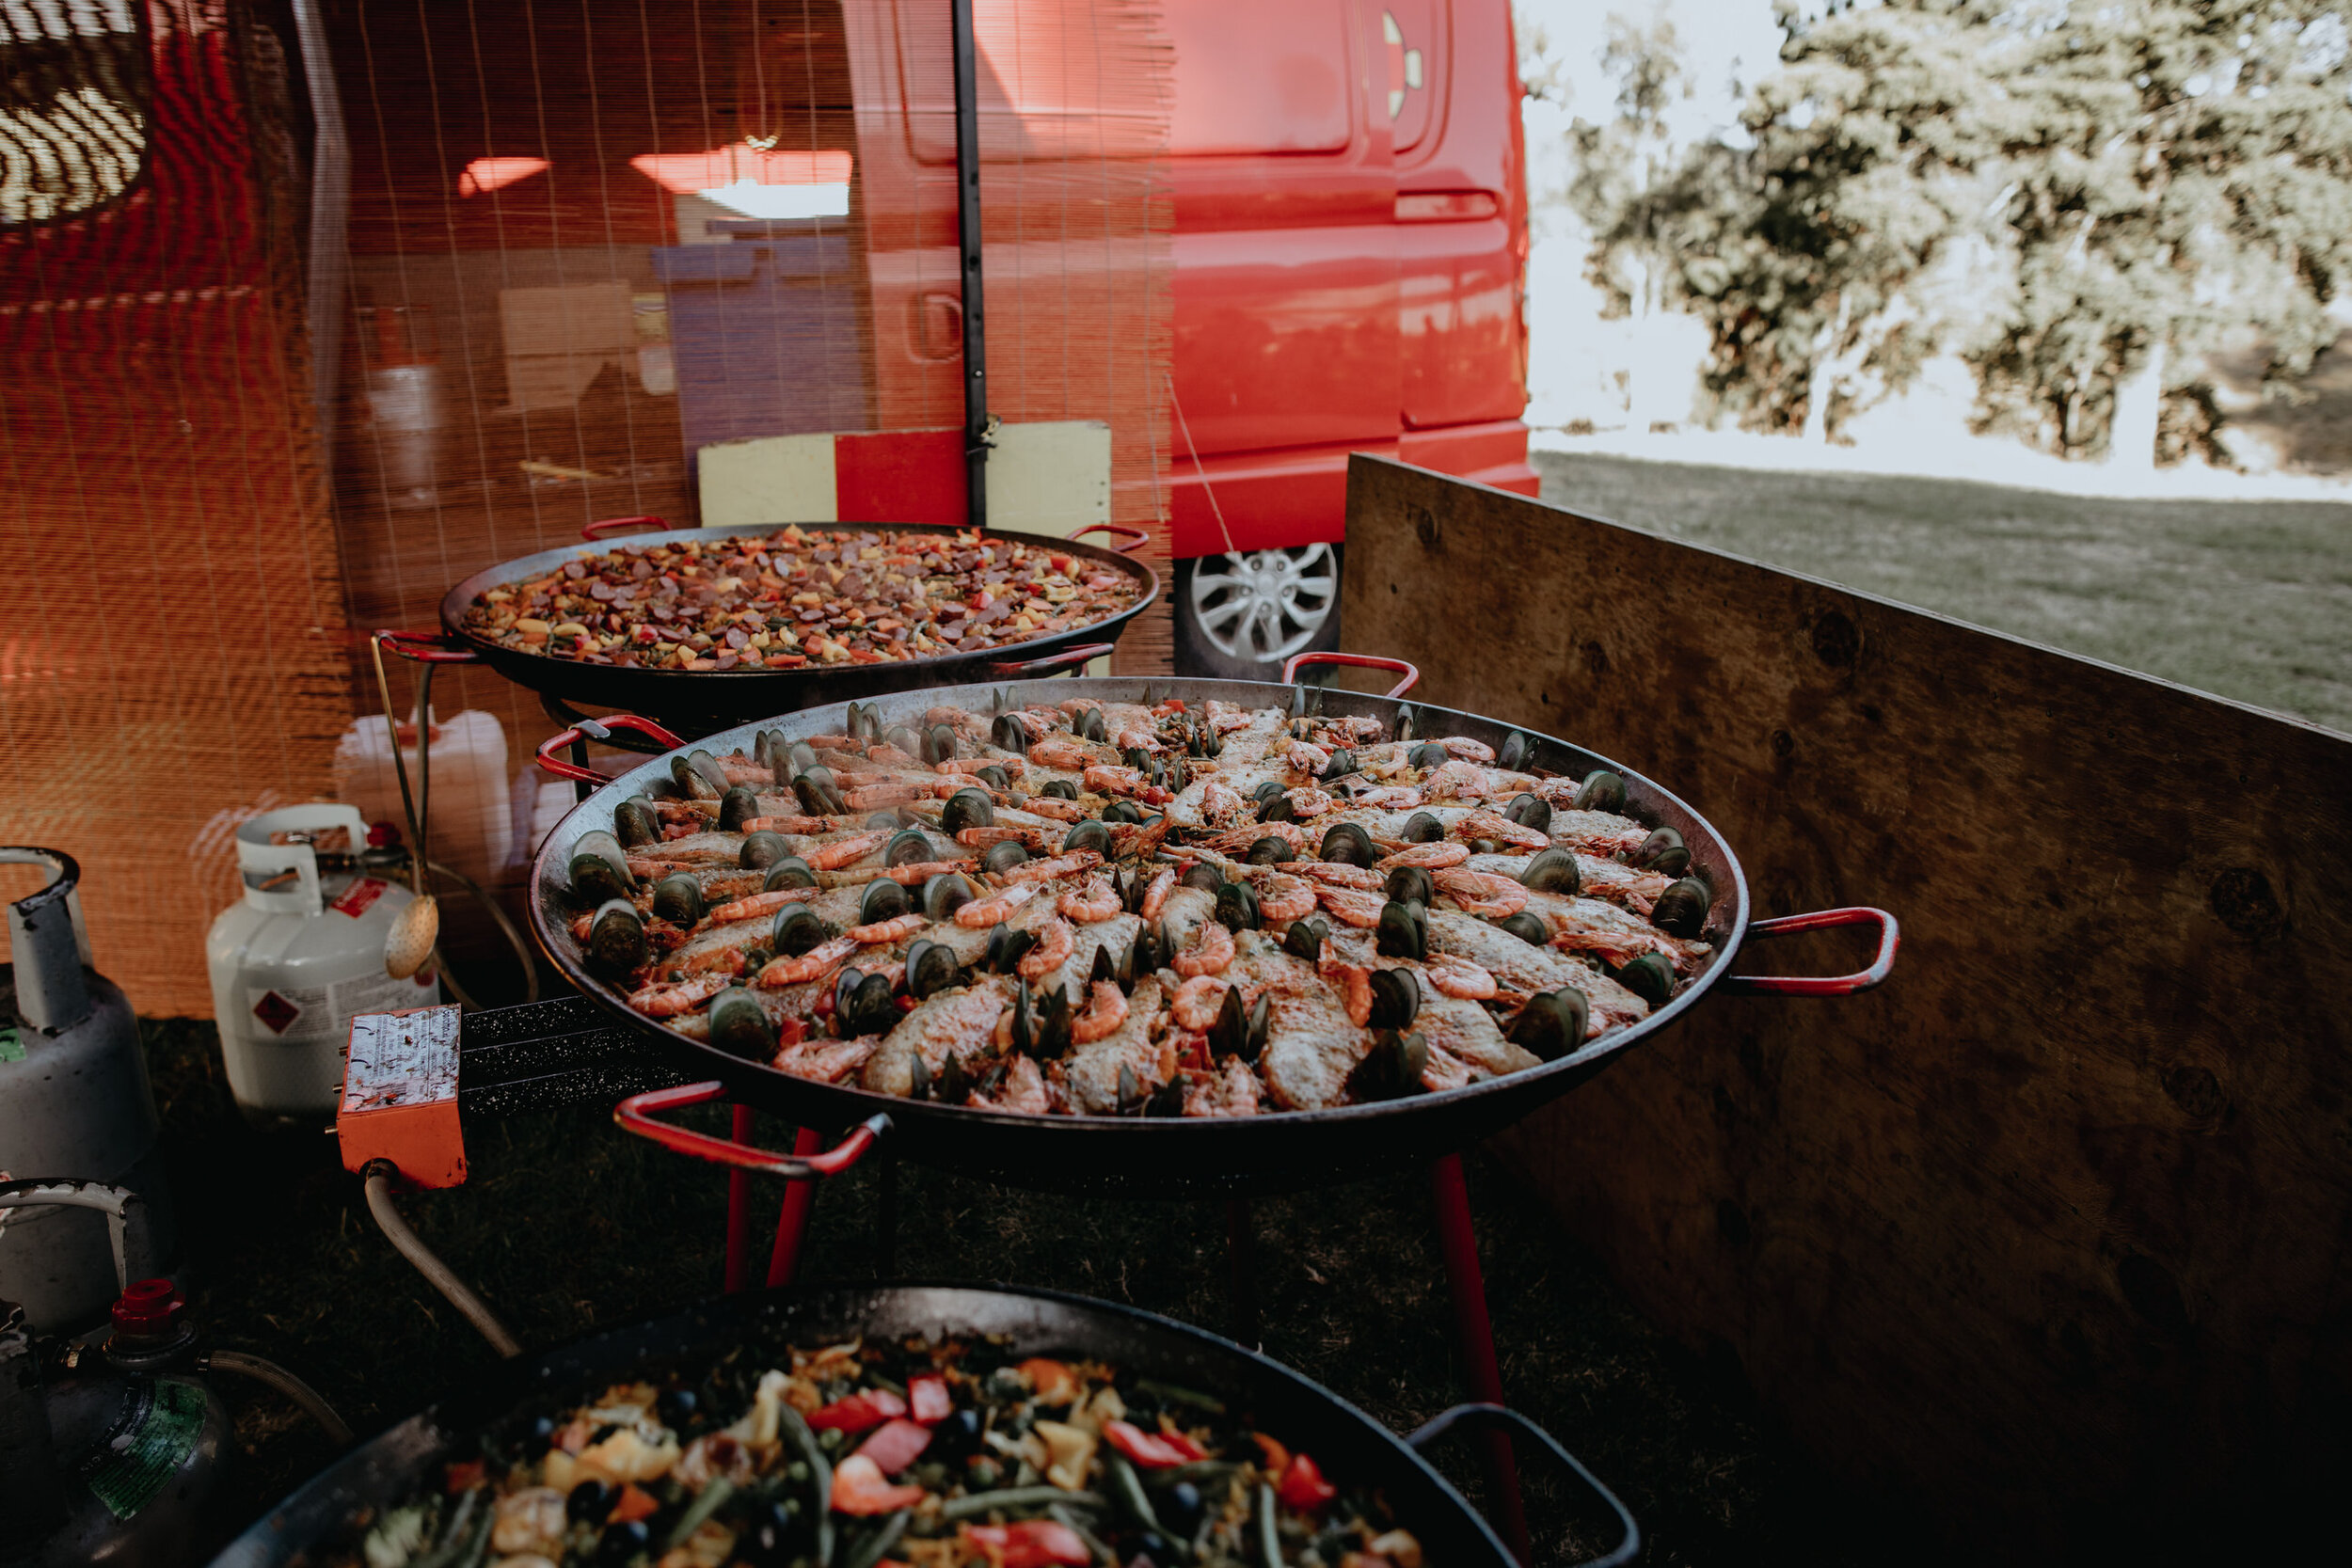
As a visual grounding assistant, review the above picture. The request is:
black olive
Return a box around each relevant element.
[567,1479,616,1522]
[1161,1481,1205,1536]
[929,1406,983,1462]
[596,1518,651,1564]
[657,1386,699,1428]
[745,1499,808,1568]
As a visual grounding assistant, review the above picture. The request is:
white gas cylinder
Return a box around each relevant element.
[205,804,441,1128]
[332,708,514,890]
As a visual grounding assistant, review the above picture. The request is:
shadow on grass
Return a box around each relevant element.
[147,1016,1915,1567]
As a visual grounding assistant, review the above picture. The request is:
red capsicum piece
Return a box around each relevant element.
[808,1387,908,1433]
[909,1374,954,1424]
[1103,1419,1208,1469]
[1277,1452,1338,1513]
[961,1520,1093,1568]
[831,1454,929,1515]
[854,1418,933,1476]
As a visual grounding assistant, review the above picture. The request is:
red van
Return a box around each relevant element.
[846,0,1539,676]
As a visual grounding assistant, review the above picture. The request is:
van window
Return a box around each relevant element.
[0,0,148,226]
[1168,0,1350,156]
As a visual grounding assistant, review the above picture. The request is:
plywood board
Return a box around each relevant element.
[1339,454,2352,1551]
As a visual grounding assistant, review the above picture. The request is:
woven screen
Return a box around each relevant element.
[0,0,1171,1015]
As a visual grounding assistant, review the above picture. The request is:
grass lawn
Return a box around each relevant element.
[1533,450,2352,736]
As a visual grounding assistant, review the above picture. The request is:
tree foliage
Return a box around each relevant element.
[1573,0,2352,458]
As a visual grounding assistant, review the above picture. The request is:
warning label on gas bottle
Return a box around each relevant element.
[328,876,389,918]
[249,971,438,1048]
[82,1378,208,1520]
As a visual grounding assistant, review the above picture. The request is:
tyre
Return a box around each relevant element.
[1171,544,1343,681]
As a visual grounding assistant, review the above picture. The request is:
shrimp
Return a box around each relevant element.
[1018,917,1075,978]
[955,826,1048,849]
[1314,884,1387,927]
[807,830,890,870]
[1204,818,1305,853]
[1113,727,1161,752]
[1377,841,1470,870]
[1004,850,1104,884]
[1083,765,1148,797]
[870,861,969,885]
[1433,867,1529,918]
[848,912,929,945]
[953,880,1037,927]
[970,1053,1052,1116]
[938,755,1024,777]
[1169,974,1228,1032]
[1282,787,1334,818]
[628,974,730,1017]
[1199,780,1245,821]
[1421,760,1493,800]
[755,935,860,989]
[1424,952,1499,1000]
[1441,736,1497,763]
[1351,785,1424,811]
[676,946,751,979]
[1173,920,1235,977]
[740,815,829,834]
[706,886,818,925]
[1296,861,1384,890]
[717,757,776,786]
[1138,866,1176,919]
[1022,794,1087,822]
[866,744,921,767]
[1028,736,1096,769]
[1057,878,1121,922]
[1281,738,1330,776]
[844,784,928,811]
[1456,810,1549,851]
[1069,980,1130,1044]
[1253,871,1316,923]
[1184,1056,1263,1117]
[1319,958,1374,1026]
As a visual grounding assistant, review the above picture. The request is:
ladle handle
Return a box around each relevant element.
[534,715,686,784]
[982,642,1115,679]
[1406,1403,1641,1568]
[1281,651,1421,698]
[1720,906,1899,996]
[1070,523,1151,554]
[375,627,481,664]
[614,1083,890,1179]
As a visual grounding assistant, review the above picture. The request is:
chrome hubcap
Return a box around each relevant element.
[1188,545,1337,665]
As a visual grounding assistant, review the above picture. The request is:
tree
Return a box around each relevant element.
[1579,0,2352,463]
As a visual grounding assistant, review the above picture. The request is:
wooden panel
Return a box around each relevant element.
[1340,455,2352,1550]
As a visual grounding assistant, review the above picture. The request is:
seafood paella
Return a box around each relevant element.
[460,527,1146,672]
[562,693,1712,1117]
[344,1332,1422,1568]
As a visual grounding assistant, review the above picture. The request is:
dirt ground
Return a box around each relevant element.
[137,1017,1927,1565]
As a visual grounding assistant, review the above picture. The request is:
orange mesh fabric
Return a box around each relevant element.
[0,1,347,1015]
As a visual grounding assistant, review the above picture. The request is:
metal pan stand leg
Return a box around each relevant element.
[725,1106,755,1293]
[1431,1154,1532,1564]
[1226,1197,1260,1350]
[765,1128,828,1288]
[875,1151,898,1277]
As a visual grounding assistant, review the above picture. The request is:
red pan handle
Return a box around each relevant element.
[982,642,1116,679]
[1282,651,1421,698]
[581,515,668,542]
[1070,523,1150,555]
[1720,907,1899,996]
[615,1082,891,1178]
[534,714,686,784]
[375,627,481,664]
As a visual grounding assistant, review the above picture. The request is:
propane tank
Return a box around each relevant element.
[207,804,442,1129]
[0,849,180,1335]
[0,1183,229,1568]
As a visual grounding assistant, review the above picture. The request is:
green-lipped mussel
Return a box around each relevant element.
[941,787,995,834]
[612,798,660,848]
[707,989,773,1060]
[739,831,790,871]
[1508,987,1590,1062]
[1519,847,1580,894]
[771,904,826,956]
[1638,826,1690,876]
[1573,769,1627,813]
[650,874,705,927]
[983,840,1030,875]
[1320,822,1376,867]
[585,898,645,973]
[763,856,817,891]
[1615,952,1675,1006]
[1375,898,1427,960]
[569,832,634,904]
[1649,877,1711,939]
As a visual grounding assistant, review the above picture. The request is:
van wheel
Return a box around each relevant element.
[1172,545,1343,680]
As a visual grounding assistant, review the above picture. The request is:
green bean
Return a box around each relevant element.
[1105,1453,1167,1538]
[1136,1379,1227,1416]
[1253,1483,1282,1568]
[666,1477,735,1551]
[780,1403,837,1568]
[1155,1460,1243,1490]
[841,1508,913,1568]
[938,1487,1110,1521]
[1048,1503,1117,1568]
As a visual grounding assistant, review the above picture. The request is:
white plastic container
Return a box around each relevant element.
[206,804,441,1128]
[332,708,514,892]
